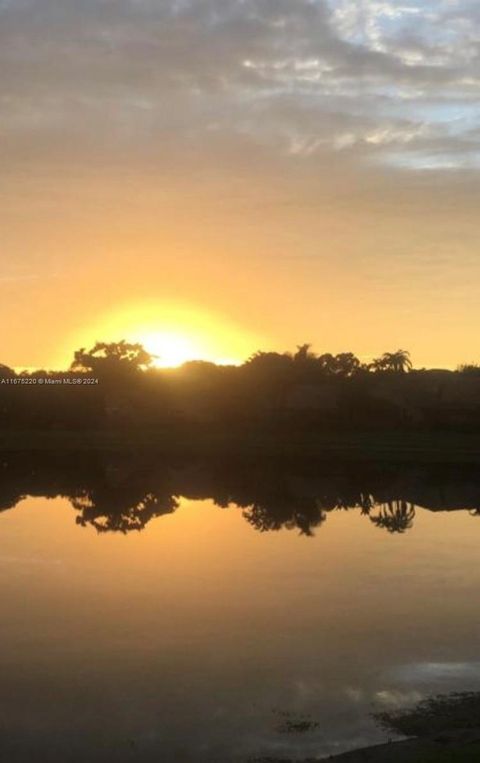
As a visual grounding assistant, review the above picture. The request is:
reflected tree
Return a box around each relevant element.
[72,490,179,533]
[370,500,415,533]
[375,692,480,737]
[358,492,375,515]
[67,457,179,533]
[243,493,334,536]
[1,452,480,538]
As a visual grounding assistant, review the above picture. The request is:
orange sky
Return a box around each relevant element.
[1,1,480,370]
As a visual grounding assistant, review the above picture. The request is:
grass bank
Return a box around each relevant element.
[2,429,480,462]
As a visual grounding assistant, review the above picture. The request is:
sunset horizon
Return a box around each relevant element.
[3,2,480,762]
[2,1,480,373]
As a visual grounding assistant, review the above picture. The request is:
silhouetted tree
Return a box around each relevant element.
[317,353,337,375]
[0,364,15,379]
[8,339,480,434]
[458,363,480,376]
[245,351,293,372]
[294,344,316,364]
[370,349,412,374]
[70,341,153,375]
[335,352,360,376]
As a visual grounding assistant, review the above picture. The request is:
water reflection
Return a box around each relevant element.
[1,452,480,761]
[1,451,480,535]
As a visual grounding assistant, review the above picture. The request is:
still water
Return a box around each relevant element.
[1,453,480,761]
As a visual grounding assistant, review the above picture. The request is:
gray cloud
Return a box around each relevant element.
[0,0,479,175]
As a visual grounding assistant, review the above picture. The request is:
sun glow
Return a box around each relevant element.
[62,302,263,369]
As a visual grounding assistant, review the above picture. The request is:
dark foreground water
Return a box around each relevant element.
[1,451,480,762]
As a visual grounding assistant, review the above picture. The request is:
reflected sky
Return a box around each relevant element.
[1,488,480,761]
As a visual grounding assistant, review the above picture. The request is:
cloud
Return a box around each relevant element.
[0,0,479,175]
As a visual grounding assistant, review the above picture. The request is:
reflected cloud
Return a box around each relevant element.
[374,689,424,709]
[390,662,480,682]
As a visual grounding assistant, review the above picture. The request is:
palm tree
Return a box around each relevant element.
[294,343,316,363]
[370,349,412,374]
[370,500,415,533]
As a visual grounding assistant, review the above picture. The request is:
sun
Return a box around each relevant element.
[137,331,202,368]
[61,301,265,370]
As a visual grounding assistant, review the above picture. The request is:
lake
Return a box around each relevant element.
[1,451,480,761]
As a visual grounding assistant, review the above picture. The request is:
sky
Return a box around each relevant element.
[1,0,480,369]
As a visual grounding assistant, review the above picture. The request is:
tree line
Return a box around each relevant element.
[2,341,414,379]
[1,341,480,432]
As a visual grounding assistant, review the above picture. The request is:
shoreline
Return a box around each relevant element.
[325,728,480,761]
